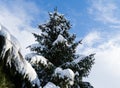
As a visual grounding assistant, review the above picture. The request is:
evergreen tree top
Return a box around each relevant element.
[39,10,71,33]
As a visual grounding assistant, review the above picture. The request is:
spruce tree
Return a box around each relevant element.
[28,10,95,88]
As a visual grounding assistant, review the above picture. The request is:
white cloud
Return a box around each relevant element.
[0,0,42,56]
[85,0,120,87]
[76,31,101,55]
[78,31,120,88]
[88,0,120,25]
[83,31,101,47]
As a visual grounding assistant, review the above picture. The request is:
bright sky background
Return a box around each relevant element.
[0,0,120,88]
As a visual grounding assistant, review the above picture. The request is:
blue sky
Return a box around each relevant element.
[1,0,120,88]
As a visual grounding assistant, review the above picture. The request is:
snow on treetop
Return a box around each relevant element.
[30,55,47,66]
[49,11,64,20]
[54,67,75,85]
[43,82,60,88]
[53,34,67,45]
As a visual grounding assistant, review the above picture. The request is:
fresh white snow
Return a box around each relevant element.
[23,61,40,87]
[53,34,67,45]
[0,25,11,41]
[54,67,75,85]
[43,82,60,88]
[30,55,47,66]
[0,24,40,87]
[42,31,48,36]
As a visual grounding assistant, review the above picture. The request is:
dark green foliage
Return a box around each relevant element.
[0,36,15,88]
[0,65,15,88]
[31,59,55,87]
[61,54,95,77]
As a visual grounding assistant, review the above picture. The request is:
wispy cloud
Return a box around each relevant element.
[88,0,120,25]
[0,0,43,56]
[78,0,120,88]
[77,30,120,88]
[83,31,101,47]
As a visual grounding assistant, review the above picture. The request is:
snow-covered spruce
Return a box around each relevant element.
[0,24,40,88]
[28,10,95,88]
